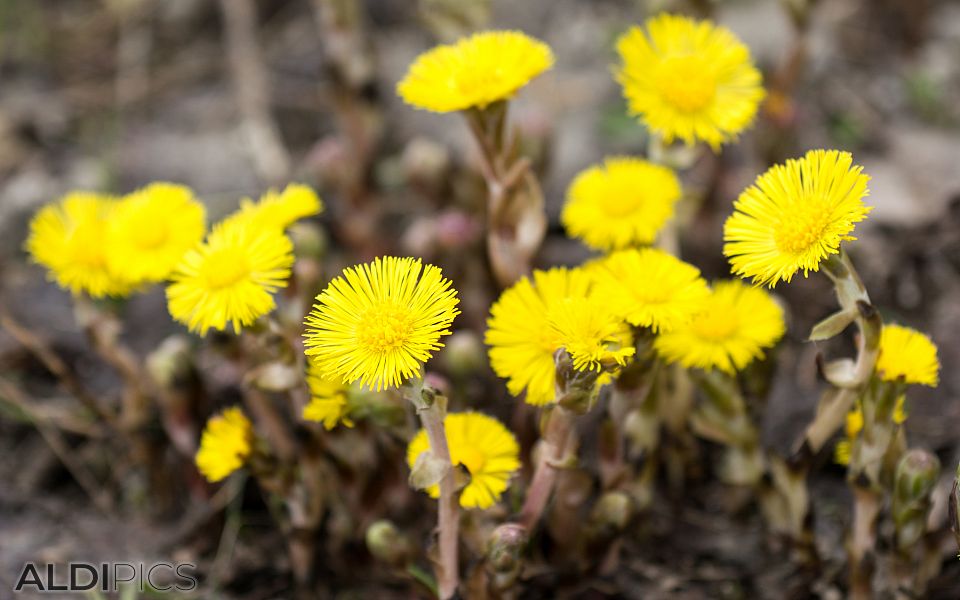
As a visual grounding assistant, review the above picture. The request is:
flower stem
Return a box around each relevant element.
[403,379,459,600]
[519,404,576,530]
[464,104,545,288]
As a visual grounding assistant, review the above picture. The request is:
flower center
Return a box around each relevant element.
[658,55,716,113]
[357,302,414,354]
[457,445,486,475]
[774,201,831,255]
[692,307,739,341]
[139,225,170,249]
[599,191,643,218]
[203,250,251,290]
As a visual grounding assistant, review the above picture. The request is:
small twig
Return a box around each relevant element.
[0,304,115,425]
[0,378,113,514]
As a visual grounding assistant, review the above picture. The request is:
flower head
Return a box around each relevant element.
[615,13,765,149]
[724,149,871,287]
[106,183,206,284]
[548,296,635,372]
[397,30,554,113]
[876,324,939,387]
[27,192,135,298]
[485,267,594,405]
[166,219,294,335]
[304,257,460,391]
[562,157,681,251]
[407,412,520,509]
[303,361,354,430]
[195,407,253,482]
[226,183,322,231]
[655,280,784,373]
[593,248,710,332]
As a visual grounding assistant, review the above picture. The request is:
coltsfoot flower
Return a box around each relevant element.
[561,157,681,251]
[166,219,294,335]
[655,280,784,373]
[547,296,635,373]
[226,183,323,232]
[397,30,554,113]
[303,256,460,391]
[26,192,134,298]
[407,412,520,509]
[616,13,765,149]
[592,248,710,333]
[196,407,253,482]
[303,361,354,430]
[724,149,871,287]
[876,325,939,387]
[107,183,206,284]
[485,267,593,406]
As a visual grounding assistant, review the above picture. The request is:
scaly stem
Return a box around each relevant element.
[849,486,880,600]
[464,105,544,288]
[519,404,576,530]
[776,250,881,560]
[403,379,459,600]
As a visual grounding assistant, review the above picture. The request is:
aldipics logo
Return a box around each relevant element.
[12,562,198,594]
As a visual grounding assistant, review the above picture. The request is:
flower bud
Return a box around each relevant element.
[441,331,486,377]
[893,448,940,551]
[365,520,411,568]
[486,523,527,591]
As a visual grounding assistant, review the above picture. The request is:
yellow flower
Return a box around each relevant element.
[106,183,206,284]
[226,183,322,231]
[303,361,354,430]
[485,267,593,406]
[876,324,939,387]
[166,219,294,335]
[26,192,134,298]
[303,257,460,392]
[724,149,871,288]
[592,248,710,332]
[655,280,784,373]
[548,296,635,372]
[407,412,520,509]
[397,30,554,113]
[562,157,681,251]
[195,407,253,482]
[615,13,765,149]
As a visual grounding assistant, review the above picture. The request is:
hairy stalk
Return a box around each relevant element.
[779,249,881,559]
[403,378,459,600]
[604,333,658,495]
[692,370,765,487]
[519,404,576,530]
[520,350,601,532]
[464,104,545,288]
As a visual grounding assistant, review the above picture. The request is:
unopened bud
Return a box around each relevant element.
[893,449,940,551]
[288,222,327,261]
[588,491,633,534]
[146,335,193,388]
[486,523,527,591]
[441,331,485,377]
[365,520,410,568]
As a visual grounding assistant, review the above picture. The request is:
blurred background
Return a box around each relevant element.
[1,0,959,597]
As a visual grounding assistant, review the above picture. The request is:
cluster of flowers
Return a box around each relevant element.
[24,10,943,595]
[27,181,321,334]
